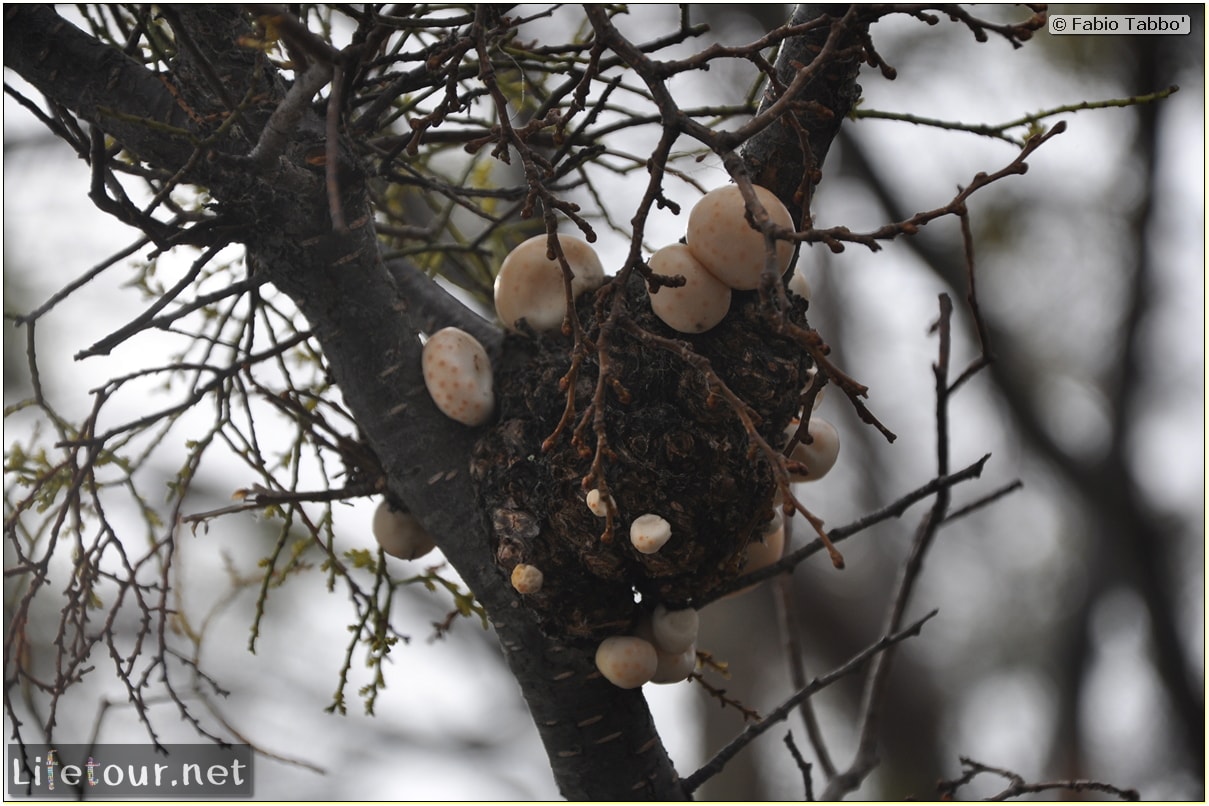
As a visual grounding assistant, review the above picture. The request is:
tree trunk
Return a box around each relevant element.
[3,4,861,798]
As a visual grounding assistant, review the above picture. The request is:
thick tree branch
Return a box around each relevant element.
[5,6,689,798]
[742,4,865,224]
[3,5,198,174]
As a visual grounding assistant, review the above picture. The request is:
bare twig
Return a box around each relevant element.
[684,609,939,795]
[852,84,1178,146]
[821,295,965,800]
[937,756,1141,801]
[783,731,816,801]
[707,453,993,602]
[773,564,836,778]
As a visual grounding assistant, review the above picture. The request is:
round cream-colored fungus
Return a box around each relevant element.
[421,327,495,426]
[686,184,795,291]
[787,418,840,482]
[595,635,659,689]
[630,513,672,555]
[494,233,604,332]
[650,604,699,655]
[372,499,437,560]
[788,270,812,302]
[510,563,544,595]
[647,244,732,333]
[585,488,612,518]
[631,611,698,684]
[650,643,697,684]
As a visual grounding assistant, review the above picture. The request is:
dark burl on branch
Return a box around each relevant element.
[472,271,814,644]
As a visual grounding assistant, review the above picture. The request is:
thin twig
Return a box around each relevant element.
[937,755,1141,801]
[706,453,993,603]
[683,609,939,795]
[821,295,958,800]
[773,557,836,777]
[783,731,816,801]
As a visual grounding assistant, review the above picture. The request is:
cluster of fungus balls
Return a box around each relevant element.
[394,183,842,690]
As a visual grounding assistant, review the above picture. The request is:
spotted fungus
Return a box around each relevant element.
[421,327,495,427]
[493,233,604,332]
[585,488,612,518]
[510,563,544,595]
[630,513,672,555]
[646,243,732,333]
[686,184,795,291]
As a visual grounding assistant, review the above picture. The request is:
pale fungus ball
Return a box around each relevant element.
[787,417,841,482]
[372,499,437,560]
[650,604,699,655]
[788,270,812,302]
[421,327,495,426]
[801,367,825,411]
[630,513,672,555]
[494,233,605,332]
[510,563,544,595]
[585,488,612,518]
[647,244,732,333]
[745,511,786,572]
[728,511,784,598]
[650,643,697,685]
[595,635,659,689]
[686,184,795,291]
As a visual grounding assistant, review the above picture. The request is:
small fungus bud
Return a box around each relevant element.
[372,499,437,561]
[787,418,841,482]
[585,488,612,518]
[595,635,658,689]
[630,513,672,555]
[647,244,732,333]
[686,184,795,291]
[421,327,494,426]
[494,233,605,332]
[510,563,544,595]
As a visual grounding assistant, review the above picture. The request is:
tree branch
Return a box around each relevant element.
[3,5,198,172]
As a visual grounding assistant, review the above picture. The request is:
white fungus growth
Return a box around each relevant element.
[728,510,784,598]
[788,270,812,302]
[686,184,795,291]
[585,488,612,518]
[746,510,786,571]
[647,243,732,333]
[650,644,697,684]
[594,635,658,689]
[650,604,699,655]
[510,563,544,595]
[421,327,494,426]
[787,418,841,482]
[372,499,437,560]
[493,233,605,332]
[630,513,672,555]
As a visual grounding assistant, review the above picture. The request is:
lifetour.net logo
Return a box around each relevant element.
[7,743,253,799]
